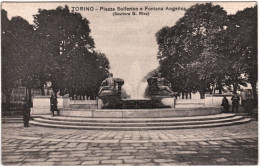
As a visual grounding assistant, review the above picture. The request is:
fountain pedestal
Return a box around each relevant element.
[122,99,153,109]
[121,97,175,109]
[151,96,175,108]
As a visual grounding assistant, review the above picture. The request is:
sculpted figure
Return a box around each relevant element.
[147,73,176,108]
[147,72,175,97]
[98,73,124,109]
[157,73,174,94]
[98,73,115,94]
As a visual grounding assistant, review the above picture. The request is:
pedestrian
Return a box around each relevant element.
[50,94,60,116]
[21,98,30,127]
[221,96,229,113]
[231,93,240,113]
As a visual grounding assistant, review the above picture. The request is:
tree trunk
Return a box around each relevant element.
[189,92,192,99]
[60,88,64,96]
[233,82,238,94]
[219,88,222,94]
[199,90,205,99]
[3,87,12,105]
[251,82,257,107]
[3,92,11,116]
[5,93,11,105]
[40,87,45,96]
[40,83,45,96]
[185,93,188,99]
[25,87,28,99]
[28,87,32,108]
[91,95,94,100]
[182,92,184,99]
[71,89,75,100]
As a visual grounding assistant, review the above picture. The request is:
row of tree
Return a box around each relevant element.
[155,3,257,101]
[2,6,110,105]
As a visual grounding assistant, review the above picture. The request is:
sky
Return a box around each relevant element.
[1,2,256,95]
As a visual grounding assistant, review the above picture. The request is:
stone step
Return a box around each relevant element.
[70,100,97,104]
[69,101,205,109]
[175,99,205,108]
[69,104,97,109]
[34,113,236,123]
[32,116,244,127]
[175,104,204,108]
[30,118,251,130]
[2,117,23,123]
[175,99,204,104]
[59,107,222,118]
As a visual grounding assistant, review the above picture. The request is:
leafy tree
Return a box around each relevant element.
[34,6,94,96]
[34,6,109,98]
[66,49,109,100]
[9,17,43,106]
[229,6,257,102]
[156,3,230,98]
[2,5,110,105]
[1,10,19,104]
[156,4,257,101]
[2,10,43,106]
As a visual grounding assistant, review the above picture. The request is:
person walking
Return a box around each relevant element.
[231,93,240,113]
[21,98,30,127]
[221,96,229,113]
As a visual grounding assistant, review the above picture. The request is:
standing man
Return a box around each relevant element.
[21,98,30,127]
[221,96,229,113]
[50,94,59,116]
[231,93,240,113]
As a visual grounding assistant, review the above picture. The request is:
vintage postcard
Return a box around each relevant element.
[1,1,258,165]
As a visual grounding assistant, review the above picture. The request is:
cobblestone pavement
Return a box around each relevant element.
[2,121,258,165]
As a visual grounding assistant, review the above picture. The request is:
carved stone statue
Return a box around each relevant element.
[157,73,174,94]
[98,73,124,108]
[147,73,174,97]
[98,73,115,95]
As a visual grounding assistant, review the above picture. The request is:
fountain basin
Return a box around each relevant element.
[121,97,175,109]
[59,107,221,118]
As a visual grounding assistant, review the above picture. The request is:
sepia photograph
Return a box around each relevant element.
[1,1,258,165]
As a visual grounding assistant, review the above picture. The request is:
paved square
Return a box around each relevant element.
[2,121,258,165]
